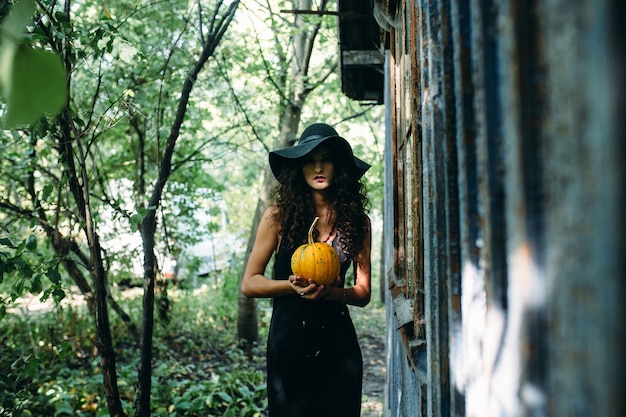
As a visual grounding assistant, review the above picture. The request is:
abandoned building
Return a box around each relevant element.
[337,0,625,416]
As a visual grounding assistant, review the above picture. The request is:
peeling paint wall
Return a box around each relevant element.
[377,0,625,416]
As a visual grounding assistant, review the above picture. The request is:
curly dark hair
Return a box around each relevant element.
[273,152,369,258]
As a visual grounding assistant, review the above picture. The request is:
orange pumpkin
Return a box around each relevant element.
[291,217,340,285]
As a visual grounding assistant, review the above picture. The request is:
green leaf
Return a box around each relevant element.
[30,273,42,294]
[41,183,54,200]
[3,45,67,128]
[0,0,33,108]
[52,288,65,302]
[1,0,35,39]
[1,258,15,274]
[216,391,233,404]
[174,401,192,411]
[54,407,75,417]
[0,237,15,248]
[130,213,143,232]
[25,234,37,251]
[12,278,25,299]
[46,268,61,283]
[17,261,33,278]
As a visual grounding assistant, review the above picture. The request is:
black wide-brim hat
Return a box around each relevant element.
[269,123,371,181]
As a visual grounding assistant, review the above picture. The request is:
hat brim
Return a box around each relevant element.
[269,135,370,181]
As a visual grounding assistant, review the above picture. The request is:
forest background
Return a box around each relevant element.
[0,0,385,416]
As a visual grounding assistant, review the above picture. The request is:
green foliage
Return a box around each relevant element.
[0,234,65,320]
[0,267,269,417]
[152,363,266,417]
[0,0,67,128]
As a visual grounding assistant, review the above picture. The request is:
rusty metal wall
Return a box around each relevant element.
[379,0,625,416]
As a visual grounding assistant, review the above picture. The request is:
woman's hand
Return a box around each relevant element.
[288,274,312,293]
[289,275,340,300]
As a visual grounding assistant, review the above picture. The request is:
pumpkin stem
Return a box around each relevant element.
[308,217,319,245]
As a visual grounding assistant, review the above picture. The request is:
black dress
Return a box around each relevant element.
[266,236,363,417]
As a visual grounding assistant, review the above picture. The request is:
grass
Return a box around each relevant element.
[0,271,270,417]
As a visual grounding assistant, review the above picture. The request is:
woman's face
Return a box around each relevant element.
[301,146,335,191]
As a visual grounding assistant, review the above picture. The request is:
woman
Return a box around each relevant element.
[241,123,372,417]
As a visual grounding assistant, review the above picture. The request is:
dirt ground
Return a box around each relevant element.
[352,304,387,417]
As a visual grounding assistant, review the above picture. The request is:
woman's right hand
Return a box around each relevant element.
[289,274,315,296]
[290,275,340,300]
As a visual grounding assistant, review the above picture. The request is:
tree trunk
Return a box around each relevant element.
[133,3,240,415]
[56,12,129,400]
[58,110,127,416]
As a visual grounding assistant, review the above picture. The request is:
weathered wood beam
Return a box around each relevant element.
[342,50,384,66]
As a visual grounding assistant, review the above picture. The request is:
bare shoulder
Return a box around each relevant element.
[260,205,282,234]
